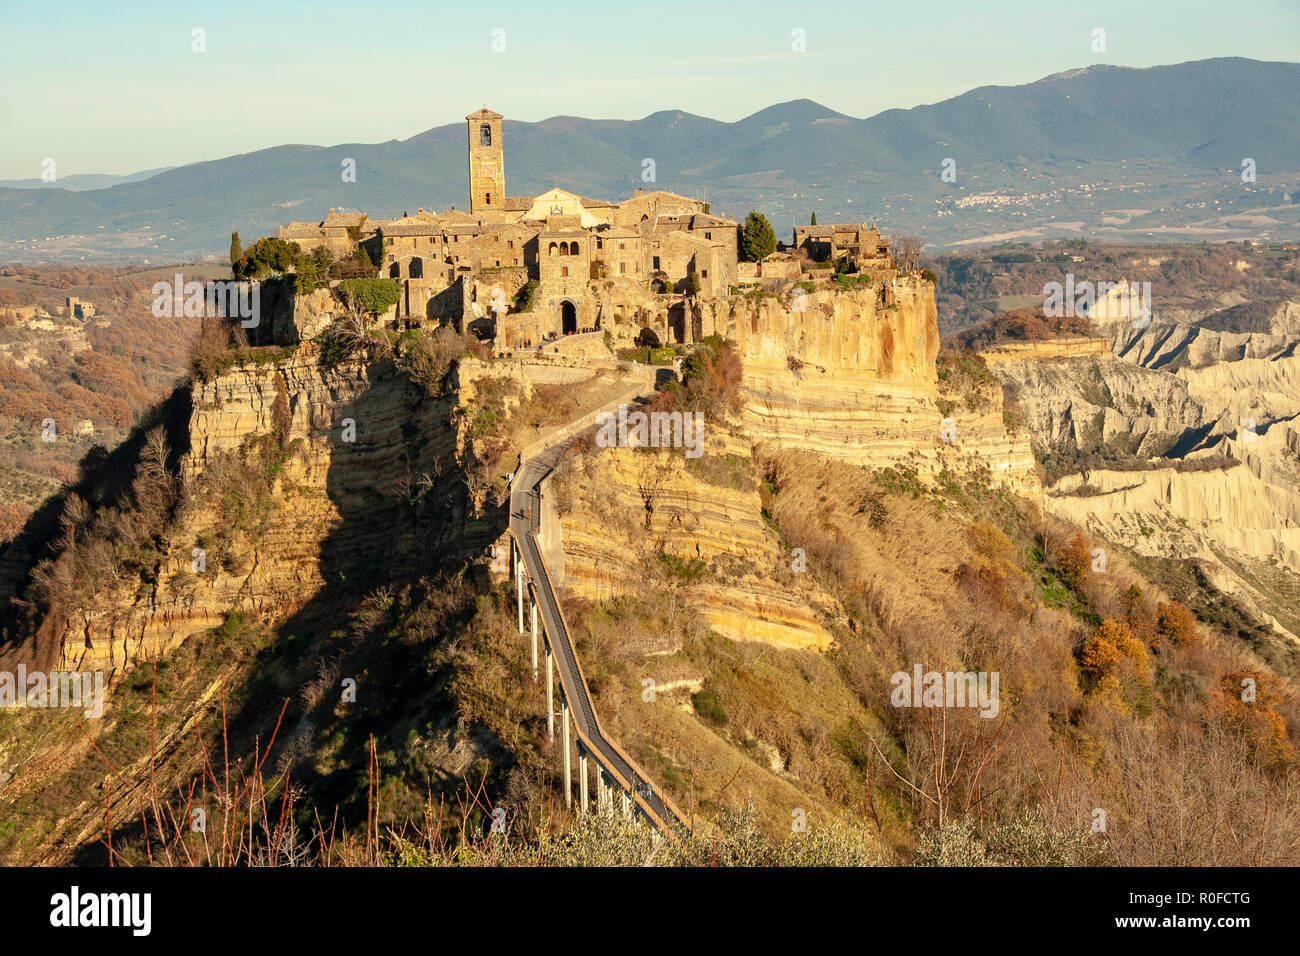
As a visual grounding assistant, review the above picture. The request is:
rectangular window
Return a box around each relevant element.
[619,262,626,275]
[561,266,569,277]
[702,269,708,278]
[653,256,660,269]
[619,242,626,250]
[705,232,712,239]
[596,237,603,249]
[508,240,514,249]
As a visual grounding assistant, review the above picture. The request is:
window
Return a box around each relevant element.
[653,256,660,269]
[561,266,569,277]
[508,240,514,249]
[485,193,491,205]
[702,269,708,278]
[619,262,626,275]
[479,123,492,146]
[548,242,558,256]
[495,260,500,267]
[569,241,579,255]
[596,237,602,249]
[619,242,626,250]
[705,232,712,239]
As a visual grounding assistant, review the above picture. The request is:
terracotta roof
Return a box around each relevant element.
[484,222,537,235]
[596,225,641,239]
[504,196,535,211]
[381,223,444,237]
[279,222,325,239]
[660,231,715,247]
[323,211,368,228]
[467,107,503,120]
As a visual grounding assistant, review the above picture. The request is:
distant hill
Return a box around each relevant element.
[3,57,1298,262]
[0,167,176,191]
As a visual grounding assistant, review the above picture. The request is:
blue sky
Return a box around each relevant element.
[0,0,1296,179]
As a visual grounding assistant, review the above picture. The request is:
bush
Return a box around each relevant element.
[233,237,300,280]
[335,278,400,315]
[1056,534,1094,591]
[1156,601,1198,648]
[514,279,538,313]
[691,689,728,726]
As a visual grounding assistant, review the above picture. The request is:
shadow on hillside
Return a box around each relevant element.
[66,359,519,864]
[0,384,193,671]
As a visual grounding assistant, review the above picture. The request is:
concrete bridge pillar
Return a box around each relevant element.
[545,644,555,741]
[579,748,590,815]
[562,701,571,810]
[514,541,524,634]
[530,598,538,682]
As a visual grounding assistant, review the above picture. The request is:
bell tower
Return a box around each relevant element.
[467,108,505,218]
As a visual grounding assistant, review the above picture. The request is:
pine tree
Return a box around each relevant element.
[230,231,242,268]
[811,212,818,226]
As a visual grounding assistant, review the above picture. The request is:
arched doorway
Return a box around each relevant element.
[561,300,577,335]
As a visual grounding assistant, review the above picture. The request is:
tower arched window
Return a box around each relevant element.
[548,242,558,256]
[569,241,579,255]
[479,123,492,146]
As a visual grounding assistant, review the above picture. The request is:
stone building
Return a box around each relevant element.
[273,107,749,346]
[65,297,95,319]
[467,108,507,220]
[279,209,376,260]
[793,223,891,269]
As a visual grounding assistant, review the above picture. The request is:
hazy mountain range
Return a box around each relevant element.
[3,57,1298,263]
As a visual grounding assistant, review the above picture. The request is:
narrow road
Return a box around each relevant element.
[509,437,690,837]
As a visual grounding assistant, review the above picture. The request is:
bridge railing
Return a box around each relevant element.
[511,523,689,837]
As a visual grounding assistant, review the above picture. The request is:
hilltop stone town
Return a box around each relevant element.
[268,107,898,352]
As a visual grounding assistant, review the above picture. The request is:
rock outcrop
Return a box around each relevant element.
[717,277,1039,492]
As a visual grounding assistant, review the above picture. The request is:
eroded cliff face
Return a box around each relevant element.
[58,346,481,671]
[995,355,1219,459]
[552,434,839,652]
[990,303,1300,647]
[1105,301,1300,371]
[710,277,1039,492]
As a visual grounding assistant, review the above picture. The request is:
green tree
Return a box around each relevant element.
[740,211,777,262]
[335,278,400,314]
[810,211,818,225]
[230,231,242,270]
